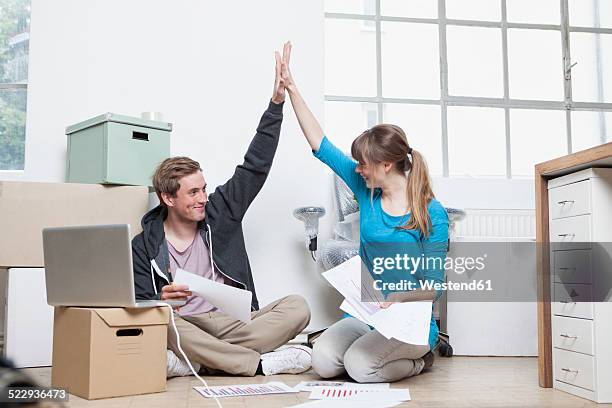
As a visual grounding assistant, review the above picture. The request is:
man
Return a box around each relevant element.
[131,52,311,377]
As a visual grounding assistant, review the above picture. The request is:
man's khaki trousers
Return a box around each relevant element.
[167,294,311,376]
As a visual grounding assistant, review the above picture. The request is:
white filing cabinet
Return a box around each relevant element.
[548,168,612,403]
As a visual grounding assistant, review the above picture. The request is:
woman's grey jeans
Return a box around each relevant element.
[312,317,430,383]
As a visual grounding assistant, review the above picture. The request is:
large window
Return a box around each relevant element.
[325,0,612,177]
[0,0,30,171]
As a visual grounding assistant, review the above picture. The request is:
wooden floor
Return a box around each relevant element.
[23,357,611,407]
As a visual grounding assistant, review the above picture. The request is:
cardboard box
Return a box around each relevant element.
[66,113,171,186]
[0,181,149,267]
[51,306,169,400]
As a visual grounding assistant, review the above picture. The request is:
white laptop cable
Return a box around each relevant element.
[161,303,223,408]
[207,226,217,282]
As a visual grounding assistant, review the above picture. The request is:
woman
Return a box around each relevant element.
[277,42,449,383]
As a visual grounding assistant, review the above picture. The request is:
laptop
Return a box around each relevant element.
[43,224,184,308]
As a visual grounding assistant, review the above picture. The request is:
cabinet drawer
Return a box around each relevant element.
[550,215,591,250]
[553,283,593,319]
[553,250,592,285]
[552,315,594,355]
[553,348,595,391]
[549,180,591,220]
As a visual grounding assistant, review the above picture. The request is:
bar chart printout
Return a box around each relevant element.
[309,387,411,401]
[194,382,298,398]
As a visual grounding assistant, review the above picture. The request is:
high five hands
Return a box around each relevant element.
[271,41,296,104]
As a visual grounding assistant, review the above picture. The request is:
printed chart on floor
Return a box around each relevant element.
[293,380,389,392]
[194,381,297,398]
[309,387,411,401]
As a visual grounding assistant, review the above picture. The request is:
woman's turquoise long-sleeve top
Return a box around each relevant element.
[314,136,449,349]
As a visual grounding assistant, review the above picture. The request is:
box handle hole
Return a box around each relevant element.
[132,131,149,141]
[116,328,143,337]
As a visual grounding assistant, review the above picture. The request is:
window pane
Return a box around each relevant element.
[508,29,563,101]
[325,0,375,15]
[445,0,501,21]
[0,0,31,83]
[570,33,612,103]
[381,22,439,99]
[383,104,443,175]
[510,109,567,177]
[0,88,27,170]
[380,0,437,19]
[506,0,560,25]
[325,101,378,152]
[569,0,612,29]
[325,19,377,97]
[571,111,612,152]
[447,26,503,97]
[448,107,506,177]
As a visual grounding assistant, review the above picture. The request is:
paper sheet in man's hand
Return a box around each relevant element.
[173,268,252,323]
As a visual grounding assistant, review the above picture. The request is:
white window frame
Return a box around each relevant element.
[325,0,612,178]
[0,0,31,172]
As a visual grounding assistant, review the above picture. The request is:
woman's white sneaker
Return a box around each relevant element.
[261,345,312,375]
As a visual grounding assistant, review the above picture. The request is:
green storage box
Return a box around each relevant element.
[66,113,172,186]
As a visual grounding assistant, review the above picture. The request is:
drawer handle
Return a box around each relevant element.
[558,267,576,271]
[557,233,575,237]
[560,333,578,339]
[561,368,579,374]
[557,200,575,205]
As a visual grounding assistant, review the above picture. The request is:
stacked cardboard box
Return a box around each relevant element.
[0,181,170,398]
[1,113,173,398]
[52,307,169,399]
[0,181,149,267]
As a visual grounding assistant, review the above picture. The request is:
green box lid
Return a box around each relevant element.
[66,112,173,135]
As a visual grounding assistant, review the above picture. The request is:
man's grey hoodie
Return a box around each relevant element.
[131,101,283,310]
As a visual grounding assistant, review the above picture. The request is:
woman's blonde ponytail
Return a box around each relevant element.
[401,148,434,237]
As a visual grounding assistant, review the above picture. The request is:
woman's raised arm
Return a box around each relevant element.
[277,41,324,151]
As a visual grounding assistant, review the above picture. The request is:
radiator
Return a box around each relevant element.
[448,209,538,356]
[454,209,535,240]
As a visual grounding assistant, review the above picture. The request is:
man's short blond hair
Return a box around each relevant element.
[152,157,202,206]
